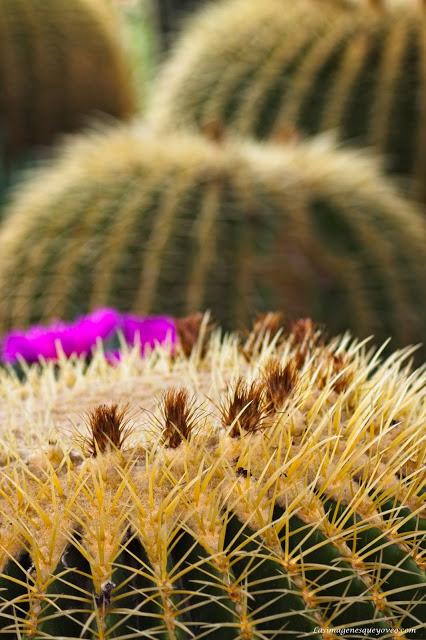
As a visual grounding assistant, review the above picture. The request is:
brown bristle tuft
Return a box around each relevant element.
[160,388,197,448]
[221,378,271,438]
[293,347,308,370]
[315,350,353,393]
[289,318,323,368]
[330,353,352,393]
[175,312,210,358]
[253,311,285,338]
[290,318,317,345]
[242,312,285,360]
[85,404,131,457]
[263,358,298,410]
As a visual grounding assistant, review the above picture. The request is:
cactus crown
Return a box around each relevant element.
[0,316,425,638]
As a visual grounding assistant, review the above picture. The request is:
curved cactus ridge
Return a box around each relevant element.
[0,125,424,347]
[149,0,426,203]
[0,0,136,182]
[0,316,425,638]
[0,125,424,346]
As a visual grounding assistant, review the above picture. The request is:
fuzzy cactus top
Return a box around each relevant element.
[0,315,424,638]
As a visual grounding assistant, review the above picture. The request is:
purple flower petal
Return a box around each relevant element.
[2,309,178,365]
[105,350,122,366]
[122,315,177,354]
[2,308,120,364]
[66,308,121,356]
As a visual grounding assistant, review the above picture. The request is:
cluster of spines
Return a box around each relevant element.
[0,316,424,638]
[150,0,426,202]
[0,127,424,349]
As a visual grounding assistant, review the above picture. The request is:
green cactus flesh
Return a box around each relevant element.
[150,0,426,203]
[0,126,424,349]
[0,0,136,185]
[0,317,424,638]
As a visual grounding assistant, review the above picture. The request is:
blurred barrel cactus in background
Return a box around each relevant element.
[0,125,423,347]
[0,0,136,190]
[150,0,426,203]
[0,317,424,638]
[156,0,206,48]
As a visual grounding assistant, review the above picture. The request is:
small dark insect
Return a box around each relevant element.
[221,377,271,438]
[161,388,198,448]
[263,358,297,410]
[236,467,250,478]
[95,581,115,608]
[85,404,132,457]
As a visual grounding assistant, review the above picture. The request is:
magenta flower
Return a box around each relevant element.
[122,314,177,354]
[2,309,178,365]
[2,308,120,364]
[104,350,123,366]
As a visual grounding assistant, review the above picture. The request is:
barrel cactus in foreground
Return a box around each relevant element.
[0,0,136,185]
[0,125,425,347]
[0,315,424,639]
[150,0,426,203]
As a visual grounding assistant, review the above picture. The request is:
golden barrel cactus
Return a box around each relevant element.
[150,0,426,203]
[0,126,424,347]
[0,0,136,183]
[0,316,425,638]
